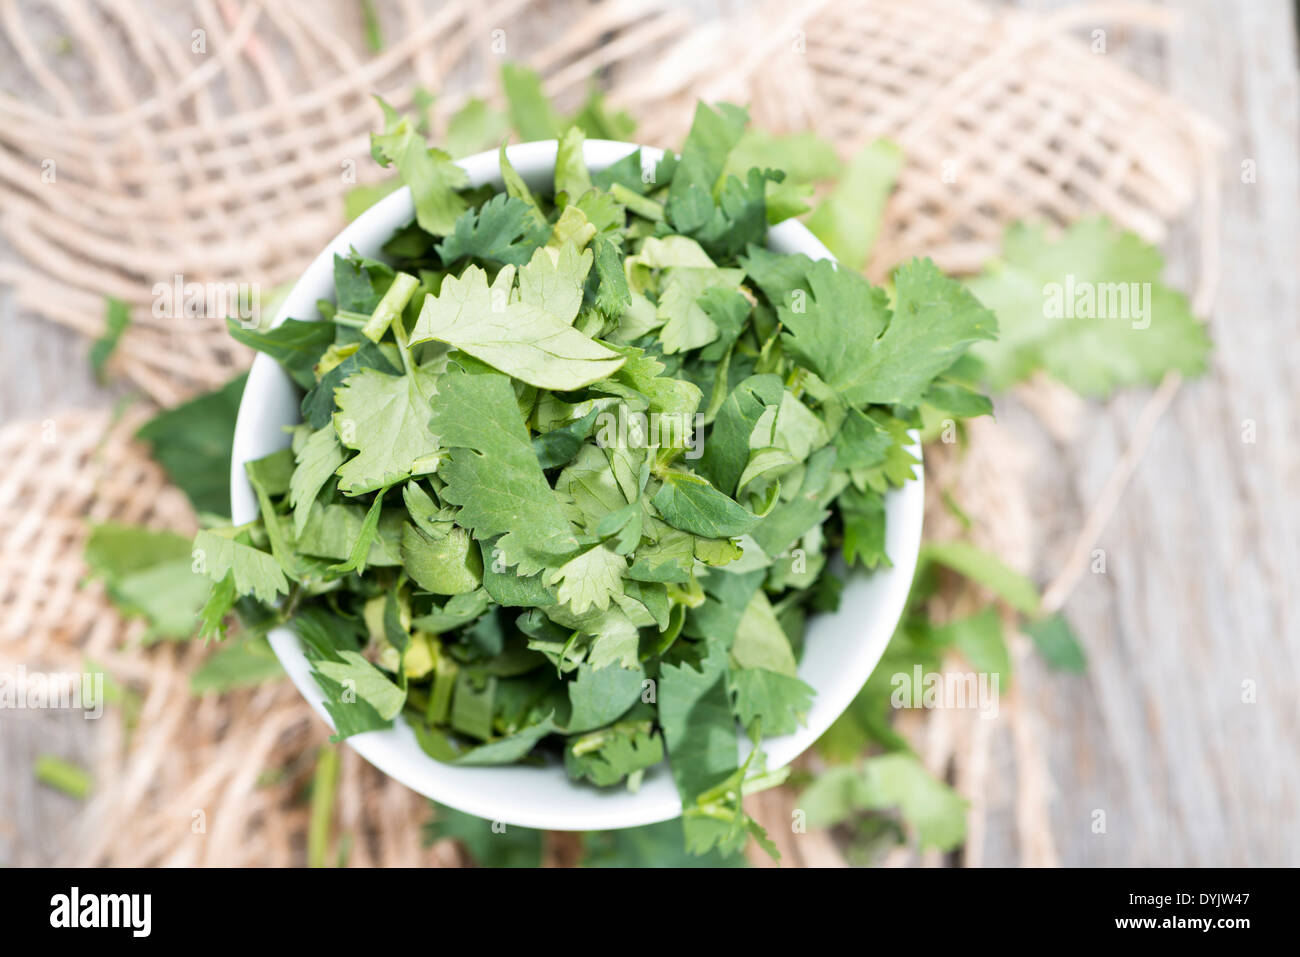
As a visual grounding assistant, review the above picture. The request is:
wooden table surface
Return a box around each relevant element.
[994,0,1300,868]
[1,0,1297,866]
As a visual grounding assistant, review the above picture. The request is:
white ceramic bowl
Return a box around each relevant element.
[230,139,924,831]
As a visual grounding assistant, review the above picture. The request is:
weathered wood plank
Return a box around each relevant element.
[0,710,98,866]
[1001,0,1300,866]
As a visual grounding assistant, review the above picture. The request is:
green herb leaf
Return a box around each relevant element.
[652,472,757,539]
[85,522,210,640]
[371,97,469,236]
[805,139,902,270]
[1026,612,1087,672]
[428,366,579,573]
[333,367,441,494]
[920,540,1039,616]
[314,650,406,720]
[967,218,1210,395]
[772,257,996,408]
[444,98,510,158]
[409,251,624,389]
[729,666,813,736]
[435,193,549,267]
[191,529,289,603]
[565,660,645,733]
[425,803,543,867]
[136,374,246,517]
[227,317,334,390]
[659,641,737,802]
[500,64,564,141]
[289,426,347,537]
[191,636,284,693]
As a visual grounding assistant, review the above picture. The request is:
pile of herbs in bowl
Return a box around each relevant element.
[198,99,997,857]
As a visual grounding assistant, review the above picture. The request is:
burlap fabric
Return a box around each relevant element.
[0,0,1218,866]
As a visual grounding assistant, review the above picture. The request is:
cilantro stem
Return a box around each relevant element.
[363,271,419,343]
[785,365,807,398]
[393,321,413,376]
[390,314,416,384]
[379,281,421,380]
[307,743,340,868]
[280,583,304,622]
[360,0,383,52]
[557,630,581,677]
[689,803,743,825]
[740,766,790,796]
[427,646,457,725]
[34,755,92,799]
[661,446,686,470]
[610,183,665,222]
[755,325,782,374]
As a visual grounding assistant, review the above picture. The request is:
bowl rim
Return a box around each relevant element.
[230,138,924,831]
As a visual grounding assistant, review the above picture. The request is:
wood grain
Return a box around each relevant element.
[995,0,1300,866]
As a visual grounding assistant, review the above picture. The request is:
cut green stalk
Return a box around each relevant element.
[330,311,369,329]
[359,0,383,52]
[426,647,458,726]
[307,744,340,868]
[610,182,664,221]
[391,310,414,377]
[34,755,92,800]
[362,271,420,343]
[90,296,130,381]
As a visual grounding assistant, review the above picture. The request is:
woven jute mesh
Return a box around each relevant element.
[0,0,1219,866]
